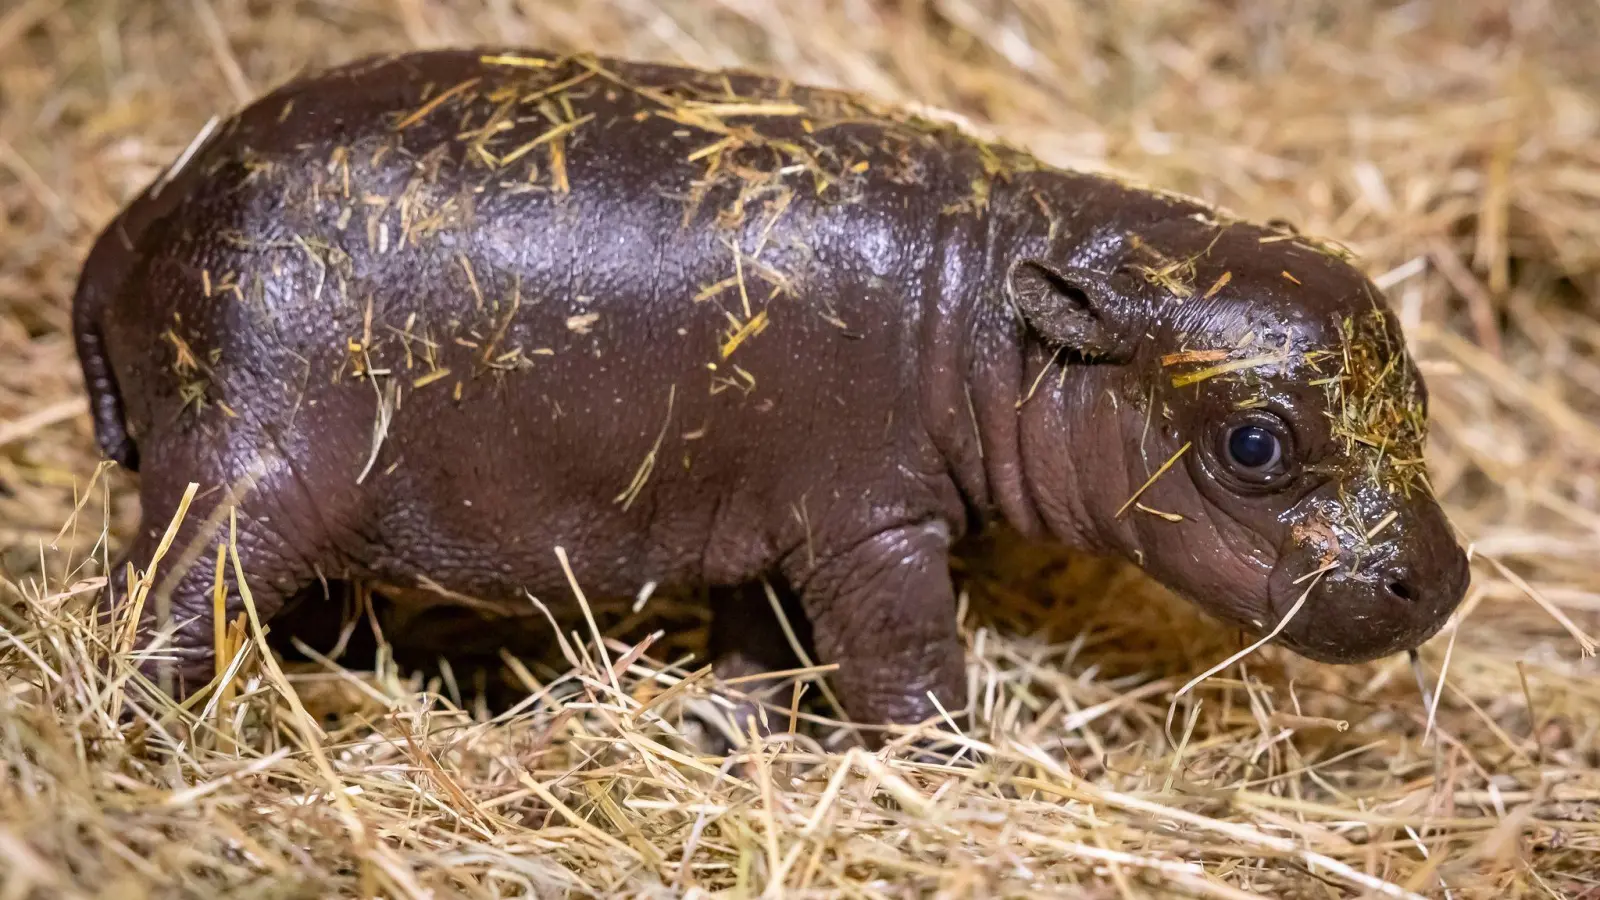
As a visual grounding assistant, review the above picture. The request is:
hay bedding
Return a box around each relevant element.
[2,0,1599,896]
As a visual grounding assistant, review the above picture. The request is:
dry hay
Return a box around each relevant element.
[3,1,1600,897]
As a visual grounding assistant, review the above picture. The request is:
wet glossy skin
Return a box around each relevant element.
[1010,218,1469,663]
[72,49,1468,735]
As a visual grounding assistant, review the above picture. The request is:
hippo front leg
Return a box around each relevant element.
[704,581,806,745]
[786,521,968,743]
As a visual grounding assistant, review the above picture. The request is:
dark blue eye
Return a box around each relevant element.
[1227,425,1281,472]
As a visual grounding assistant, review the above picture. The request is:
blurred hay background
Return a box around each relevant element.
[3,0,1599,897]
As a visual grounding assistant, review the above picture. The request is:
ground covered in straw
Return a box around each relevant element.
[3,1,1599,897]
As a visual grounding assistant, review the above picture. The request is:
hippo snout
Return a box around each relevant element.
[1268,497,1470,664]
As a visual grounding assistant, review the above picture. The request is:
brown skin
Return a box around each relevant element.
[73,49,1468,738]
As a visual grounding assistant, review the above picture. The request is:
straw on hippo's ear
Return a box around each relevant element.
[1006,259,1129,361]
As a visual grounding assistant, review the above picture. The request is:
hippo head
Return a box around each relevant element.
[1011,211,1469,664]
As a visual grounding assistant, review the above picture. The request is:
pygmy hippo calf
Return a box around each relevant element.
[73,49,1469,734]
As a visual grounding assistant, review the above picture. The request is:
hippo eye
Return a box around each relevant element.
[1227,426,1281,471]
[1217,414,1297,488]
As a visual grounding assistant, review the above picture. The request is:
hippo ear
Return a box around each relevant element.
[1006,259,1129,361]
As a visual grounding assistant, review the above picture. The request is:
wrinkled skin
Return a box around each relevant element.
[73,49,1469,740]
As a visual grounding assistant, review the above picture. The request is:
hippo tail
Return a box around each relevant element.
[73,120,229,473]
[71,222,139,472]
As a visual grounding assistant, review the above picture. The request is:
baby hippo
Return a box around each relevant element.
[73,49,1468,734]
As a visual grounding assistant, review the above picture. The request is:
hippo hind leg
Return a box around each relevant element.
[104,432,368,701]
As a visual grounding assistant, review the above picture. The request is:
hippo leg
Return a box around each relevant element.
[787,521,968,745]
[104,443,360,700]
[704,580,807,744]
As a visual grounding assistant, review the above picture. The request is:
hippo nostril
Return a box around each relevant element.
[1386,580,1416,603]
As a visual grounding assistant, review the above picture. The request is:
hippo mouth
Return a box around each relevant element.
[1263,507,1470,665]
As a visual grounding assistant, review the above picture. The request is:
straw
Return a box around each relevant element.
[2,1,1598,896]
